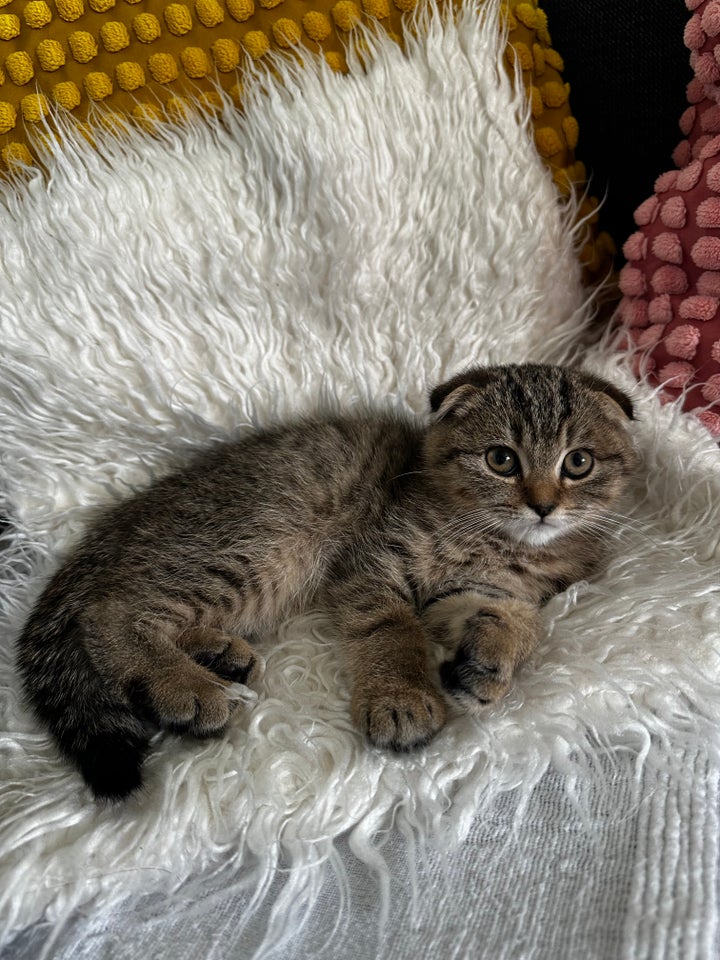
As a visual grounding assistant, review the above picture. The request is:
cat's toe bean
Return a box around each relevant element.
[440,652,512,708]
[355,686,446,751]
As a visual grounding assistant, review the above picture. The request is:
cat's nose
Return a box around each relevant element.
[529,501,556,519]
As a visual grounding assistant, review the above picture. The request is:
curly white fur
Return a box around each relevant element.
[1,2,719,955]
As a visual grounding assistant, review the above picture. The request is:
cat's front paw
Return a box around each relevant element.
[439,641,513,709]
[353,684,446,751]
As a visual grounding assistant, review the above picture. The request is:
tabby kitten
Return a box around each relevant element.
[17,364,637,800]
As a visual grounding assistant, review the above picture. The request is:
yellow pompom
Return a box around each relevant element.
[302,10,331,41]
[115,61,145,91]
[534,127,563,159]
[100,21,130,51]
[324,51,344,71]
[392,0,416,10]
[211,38,240,70]
[195,0,223,27]
[534,7,551,45]
[562,115,579,150]
[5,52,34,85]
[0,101,17,134]
[258,0,283,8]
[272,17,301,46]
[163,2,193,34]
[226,0,254,20]
[241,30,269,57]
[84,71,113,100]
[331,0,360,30]
[166,95,190,120]
[52,80,81,108]
[361,0,389,16]
[0,65,5,84]
[55,0,84,20]
[133,12,162,42]
[88,0,115,11]
[98,111,129,135]
[532,43,545,76]
[148,52,179,82]
[24,1,52,26]
[199,90,222,110]
[0,14,20,39]
[132,102,162,130]
[514,3,537,29]
[509,41,532,72]
[68,31,98,63]
[540,80,568,108]
[2,142,33,166]
[36,39,66,72]
[544,48,564,72]
[21,93,49,122]
[180,46,211,76]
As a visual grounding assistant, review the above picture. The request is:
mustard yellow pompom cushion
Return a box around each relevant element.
[0,0,613,278]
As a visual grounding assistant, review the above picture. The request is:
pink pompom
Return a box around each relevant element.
[713,339,720,363]
[679,294,719,319]
[688,77,706,103]
[694,52,720,85]
[701,373,720,402]
[636,324,665,348]
[687,0,706,11]
[622,231,647,262]
[660,195,688,228]
[696,196,720,226]
[698,270,720,295]
[675,140,693,167]
[651,265,689,295]
[691,235,720,268]
[677,159,703,190]
[701,104,720,132]
[619,299,649,328]
[664,322,702,358]
[634,196,660,225]
[697,410,720,435]
[655,171,679,193]
[694,134,713,158]
[648,294,673,324]
[680,105,697,135]
[685,12,706,49]
[619,265,647,297]
[702,0,720,37]
[658,361,696,389]
[701,134,720,158]
[707,161,720,191]
[652,232,684,265]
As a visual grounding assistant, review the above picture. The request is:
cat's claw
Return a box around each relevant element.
[354,685,446,751]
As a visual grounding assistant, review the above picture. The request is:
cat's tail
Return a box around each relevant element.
[17,607,151,801]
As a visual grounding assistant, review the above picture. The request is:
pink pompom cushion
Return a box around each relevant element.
[618,0,720,437]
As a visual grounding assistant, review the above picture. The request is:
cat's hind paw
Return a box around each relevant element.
[353,684,446,752]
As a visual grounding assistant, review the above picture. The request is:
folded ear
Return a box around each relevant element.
[429,367,497,418]
[574,371,636,421]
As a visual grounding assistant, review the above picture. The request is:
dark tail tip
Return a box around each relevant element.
[77,732,150,801]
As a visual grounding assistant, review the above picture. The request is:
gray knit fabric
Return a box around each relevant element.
[6,747,718,960]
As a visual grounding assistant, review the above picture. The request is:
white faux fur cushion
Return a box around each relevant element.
[1,0,719,950]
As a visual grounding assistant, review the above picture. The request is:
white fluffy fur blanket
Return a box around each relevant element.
[1,1,720,952]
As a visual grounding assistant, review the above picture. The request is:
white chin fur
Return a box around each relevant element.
[504,519,568,547]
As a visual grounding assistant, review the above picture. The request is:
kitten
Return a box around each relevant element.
[16,364,637,801]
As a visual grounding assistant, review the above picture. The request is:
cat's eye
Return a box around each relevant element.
[561,448,594,479]
[485,446,519,476]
